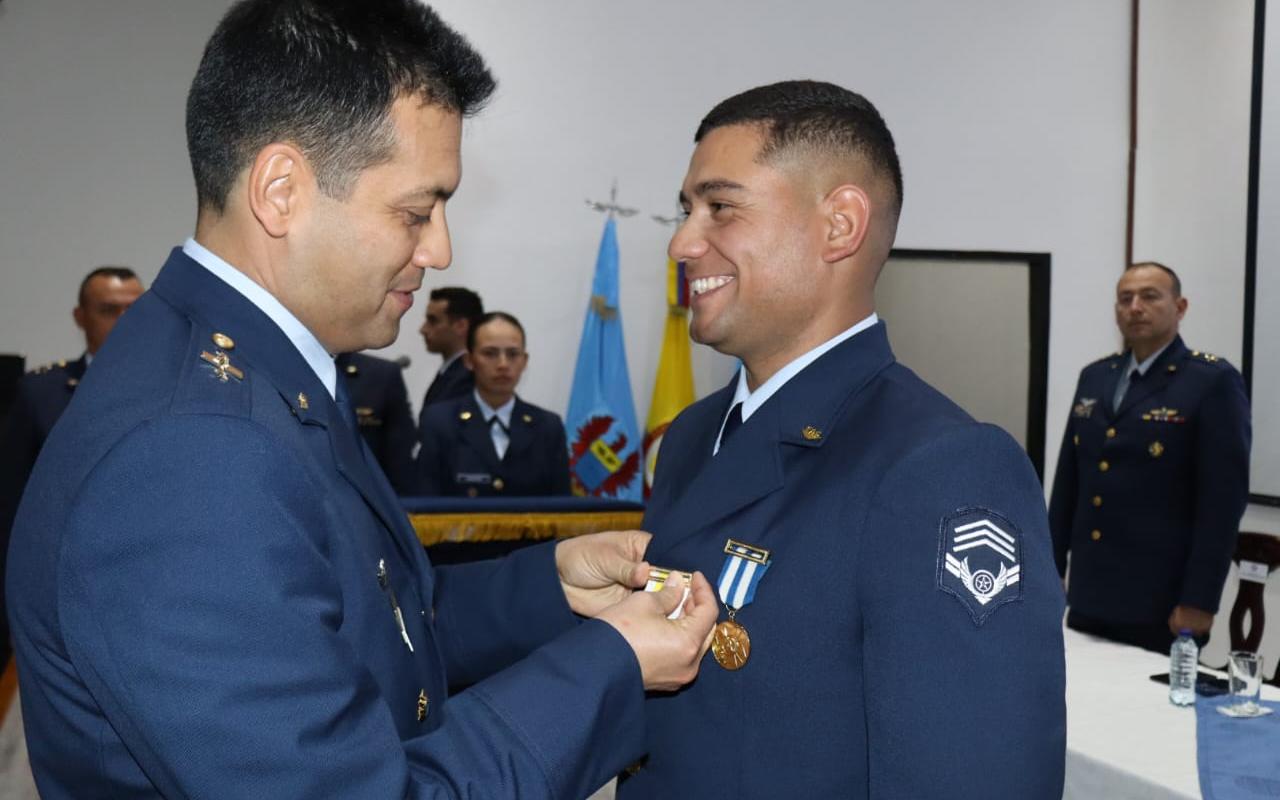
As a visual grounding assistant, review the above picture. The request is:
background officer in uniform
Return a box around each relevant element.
[418,286,482,416]
[1050,261,1251,653]
[335,351,420,495]
[418,312,571,497]
[625,81,1066,799]
[0,265,143,664]
[5,3,718,797]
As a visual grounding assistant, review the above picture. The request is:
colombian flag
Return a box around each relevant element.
[643,259,695,497]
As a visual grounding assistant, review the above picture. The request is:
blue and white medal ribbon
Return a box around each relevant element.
[711,539,771,670]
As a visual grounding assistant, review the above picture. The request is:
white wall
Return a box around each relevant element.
[1,1,1134,481]
[1132,0,1253,364]
[1131,0,1277,535]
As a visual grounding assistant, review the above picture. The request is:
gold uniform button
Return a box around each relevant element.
[1073,435,1080,447]
[211,332,235,350]
[1106,428,1117,439]
[522,414,533,424]
[1091,530,1102,542]
[1092,495,1102,507]
[492,478,505,492]
[345,364,358,375]
[1099,460,1110,472]
[459,411,472,421]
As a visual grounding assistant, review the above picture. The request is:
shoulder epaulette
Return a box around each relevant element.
[28,358,70,376]
[1189,349,1227,366]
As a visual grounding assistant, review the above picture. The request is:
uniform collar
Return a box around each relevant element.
[474,390,515,429]
[150,247,330,415]
[1125,337,1176,377]
[652,319,898,548]
[182,237,336,399]
[732,312,879,421]
[715,312,879,453]
[439,351,464,376]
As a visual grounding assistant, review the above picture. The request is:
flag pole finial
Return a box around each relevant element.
[585,180,638,218]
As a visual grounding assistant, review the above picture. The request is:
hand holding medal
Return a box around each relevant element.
[597,569,719,692]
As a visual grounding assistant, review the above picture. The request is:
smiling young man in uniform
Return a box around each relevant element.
[625,80,1066,799]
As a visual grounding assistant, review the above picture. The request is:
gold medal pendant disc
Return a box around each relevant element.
[711,620,751,670]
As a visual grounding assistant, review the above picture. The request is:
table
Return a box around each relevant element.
[1064,626,1280,799]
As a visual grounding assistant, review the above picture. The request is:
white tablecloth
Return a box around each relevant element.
[1064,626,1280,799]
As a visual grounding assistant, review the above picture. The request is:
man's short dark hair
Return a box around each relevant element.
[186,0,496,214]
[695,80,903,215]
[467,311,525,352]
[1127,261,1183,297]
[78,267,140,307]
[430,287,484,328]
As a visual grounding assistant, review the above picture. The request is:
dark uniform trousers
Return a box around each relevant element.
[417,394,571,497]
[1049,336,1251,653]
[621,322,1066,799]
[5,248,645,798]
[0,355,86,664]
[336,352,421,495]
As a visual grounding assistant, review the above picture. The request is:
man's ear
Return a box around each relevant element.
[821,184,871,264]
[1176,296,1189,320]
[72,306,86,331]
[246,143,309,239]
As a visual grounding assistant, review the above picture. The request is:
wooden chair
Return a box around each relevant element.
[1227,531,1280,685]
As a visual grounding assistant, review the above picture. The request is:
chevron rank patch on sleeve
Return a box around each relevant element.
[937,507,1023,626]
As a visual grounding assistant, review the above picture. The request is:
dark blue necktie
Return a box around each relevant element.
[335,377,360,435]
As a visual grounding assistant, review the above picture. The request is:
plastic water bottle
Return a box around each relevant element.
[1169,629,1198,706]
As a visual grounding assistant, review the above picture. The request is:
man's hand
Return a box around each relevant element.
[1168,604,1214,636]
[597,571,719,691]
[555,530,652,617]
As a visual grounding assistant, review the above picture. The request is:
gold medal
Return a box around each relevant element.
[711,618,751,670]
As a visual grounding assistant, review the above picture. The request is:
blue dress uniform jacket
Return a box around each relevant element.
[1048,336,1251,623]
[0,355,86,533]
[0,355,86,662]
[418,394,571,497]
[6,249,644,799]
[621,323,1066,800]
[420,357,473,415]
[337,352,422,496]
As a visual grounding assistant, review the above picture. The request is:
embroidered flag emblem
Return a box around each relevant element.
[938,508,1023,625]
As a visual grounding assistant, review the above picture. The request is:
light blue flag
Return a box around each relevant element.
[565,217,643,500]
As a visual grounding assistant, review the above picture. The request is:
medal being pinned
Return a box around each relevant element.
[712,539,771,671]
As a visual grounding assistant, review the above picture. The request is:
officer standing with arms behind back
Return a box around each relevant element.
[625,80,1066,799]
[0,266,143,664]
[5,2,719,797]
[418,311,571,497]
[1050,261,1251,653]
